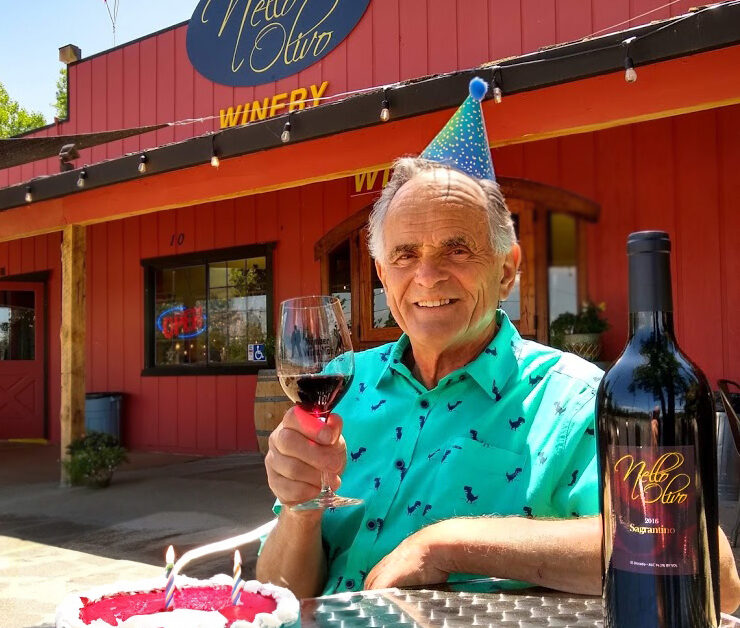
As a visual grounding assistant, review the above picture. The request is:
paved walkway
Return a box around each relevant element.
[0,443,275,628]
[0,442,738,627]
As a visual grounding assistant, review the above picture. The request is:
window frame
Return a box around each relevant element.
[141,243,275,376]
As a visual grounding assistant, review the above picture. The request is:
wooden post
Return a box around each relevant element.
[60,224,86,485]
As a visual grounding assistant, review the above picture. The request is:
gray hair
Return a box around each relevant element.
[367,157,516,260]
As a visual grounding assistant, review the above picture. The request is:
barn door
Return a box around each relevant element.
[0,282,45,439]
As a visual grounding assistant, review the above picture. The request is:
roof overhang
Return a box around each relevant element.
[1,2,740,242]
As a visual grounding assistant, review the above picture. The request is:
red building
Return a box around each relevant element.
[0,0,739,456]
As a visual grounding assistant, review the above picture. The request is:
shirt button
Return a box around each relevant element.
[420,399,429,409]
[395,459,405,469]
[345,579,355,589]
[366,520,376,530]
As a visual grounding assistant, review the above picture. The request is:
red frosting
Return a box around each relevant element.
[79,584,278,626]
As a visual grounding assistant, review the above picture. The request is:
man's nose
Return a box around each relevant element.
[414,257,447,288]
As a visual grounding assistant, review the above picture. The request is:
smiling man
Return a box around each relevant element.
[256,80,740,613]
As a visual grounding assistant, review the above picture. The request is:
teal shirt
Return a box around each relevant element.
[273,311,603,595]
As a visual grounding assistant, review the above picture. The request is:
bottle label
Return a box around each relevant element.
[608,445,697,575]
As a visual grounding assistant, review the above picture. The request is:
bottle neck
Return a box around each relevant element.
[628,249,673,314]
[628,311,676,341]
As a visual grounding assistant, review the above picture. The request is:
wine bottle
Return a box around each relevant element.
[597,231,720,628]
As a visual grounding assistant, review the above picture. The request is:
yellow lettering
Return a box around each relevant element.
[288,87,308,112]
[270,92,288,116]
[381,168,391,187]
[250,22,286,73]
[310,81,329,106]
[250,97,270,122]
[201,0,214,23]
[354,170,380,193]
[220,105,244,128]
[240,103,252,125]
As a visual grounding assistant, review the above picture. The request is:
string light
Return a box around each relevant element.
[281,117,292,143]
[24,185,32,203]
[76,169,88,188]
[210,135,220,168]
[380,89,390,122]
[622,37,638,83]
[491,67,503,104]
[138,154,148,174]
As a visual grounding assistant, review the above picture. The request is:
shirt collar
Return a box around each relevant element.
[373,309,521,398]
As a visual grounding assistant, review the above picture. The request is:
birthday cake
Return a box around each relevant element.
[55,574,300,628]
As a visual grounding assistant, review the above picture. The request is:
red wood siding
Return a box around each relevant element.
[0,0,704,185]
[3,104,739,452]
[497,106,740,389]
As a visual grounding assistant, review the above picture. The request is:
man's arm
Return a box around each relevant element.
[256,509,325,598]
[365,515,601,595]
[365,516,740,614]
[256,407,347,597]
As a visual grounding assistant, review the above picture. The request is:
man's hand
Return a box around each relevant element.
[365,523,449,589]
[265,406,347,506]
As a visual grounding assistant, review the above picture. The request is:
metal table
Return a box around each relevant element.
[300,588,740,627]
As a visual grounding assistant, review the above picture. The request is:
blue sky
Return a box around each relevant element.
[0,0,197,121]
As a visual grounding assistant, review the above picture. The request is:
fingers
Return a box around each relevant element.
[283,406,344,445]
[264,407,346,506]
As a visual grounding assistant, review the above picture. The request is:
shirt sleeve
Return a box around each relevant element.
[551,393,599,518]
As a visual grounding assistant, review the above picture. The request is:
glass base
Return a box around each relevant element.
[291,489,363,511]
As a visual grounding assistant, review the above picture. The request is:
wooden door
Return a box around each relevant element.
[0,283,45,439]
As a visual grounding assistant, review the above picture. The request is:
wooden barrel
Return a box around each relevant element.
[254,369,293,456]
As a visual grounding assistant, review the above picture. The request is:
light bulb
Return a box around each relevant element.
[211,154,220,168]
[76,170,87,188]
[24,187,32,203]
[493,86,503,104]
[138,155,148,174]
[625,64,637,83]
[281,122,291,143]
[380,99,390,122]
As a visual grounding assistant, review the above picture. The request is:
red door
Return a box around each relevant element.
[0,283,45,439]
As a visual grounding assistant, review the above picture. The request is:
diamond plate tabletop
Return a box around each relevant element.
[300,588,740,627]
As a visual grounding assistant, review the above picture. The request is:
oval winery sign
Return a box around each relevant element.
[187,0,372,87]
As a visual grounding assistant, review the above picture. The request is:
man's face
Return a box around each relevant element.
[375,169,520,353]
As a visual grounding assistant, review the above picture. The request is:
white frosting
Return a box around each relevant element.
[55,574,300,628]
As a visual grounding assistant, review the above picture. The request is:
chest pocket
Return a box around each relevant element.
[423,436,531,519]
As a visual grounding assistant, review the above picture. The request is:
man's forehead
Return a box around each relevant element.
[392,168,487,207]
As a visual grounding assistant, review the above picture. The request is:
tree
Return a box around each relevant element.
[54,67,68,120]
[0,82,46,138]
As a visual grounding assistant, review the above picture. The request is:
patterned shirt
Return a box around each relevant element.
[272,310,603,595]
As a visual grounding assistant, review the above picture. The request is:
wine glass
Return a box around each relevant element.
[276,295,362,510]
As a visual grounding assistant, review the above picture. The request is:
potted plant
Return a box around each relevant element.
[63,431,128,488]
[550,301,609,361]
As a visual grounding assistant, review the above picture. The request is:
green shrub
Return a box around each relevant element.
[550,302,609,348]
[63,432,128,488]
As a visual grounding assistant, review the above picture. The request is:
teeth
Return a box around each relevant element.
[417,299,451,308]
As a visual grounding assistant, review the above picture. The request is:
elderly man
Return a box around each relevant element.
[257,82,740,612]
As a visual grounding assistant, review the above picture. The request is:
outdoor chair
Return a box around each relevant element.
[718,379,740,547]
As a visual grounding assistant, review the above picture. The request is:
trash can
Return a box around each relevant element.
[85,393,123,440]
[715,392,740,501]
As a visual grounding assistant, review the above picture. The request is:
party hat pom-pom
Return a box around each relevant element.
[469,77,488,102]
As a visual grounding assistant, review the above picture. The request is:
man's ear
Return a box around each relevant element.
[498,243,521,301]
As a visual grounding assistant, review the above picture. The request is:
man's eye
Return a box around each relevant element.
[451,248,468,256]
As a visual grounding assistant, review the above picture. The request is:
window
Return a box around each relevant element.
[0,290,35,360]
[142,244,274,375]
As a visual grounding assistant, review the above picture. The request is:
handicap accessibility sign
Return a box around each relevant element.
[249,344,266,362]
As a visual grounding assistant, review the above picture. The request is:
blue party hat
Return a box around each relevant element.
[420,76,495,181]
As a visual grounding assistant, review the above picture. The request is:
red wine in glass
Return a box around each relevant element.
[277,295,362,510]
[279,373,351,417]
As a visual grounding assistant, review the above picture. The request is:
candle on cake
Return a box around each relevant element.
[231,549,243,605]
[165,545,176,610]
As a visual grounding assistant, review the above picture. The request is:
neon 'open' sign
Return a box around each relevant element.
[157,306,207,340]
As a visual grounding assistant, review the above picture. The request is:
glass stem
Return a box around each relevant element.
[320,470,333,495]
